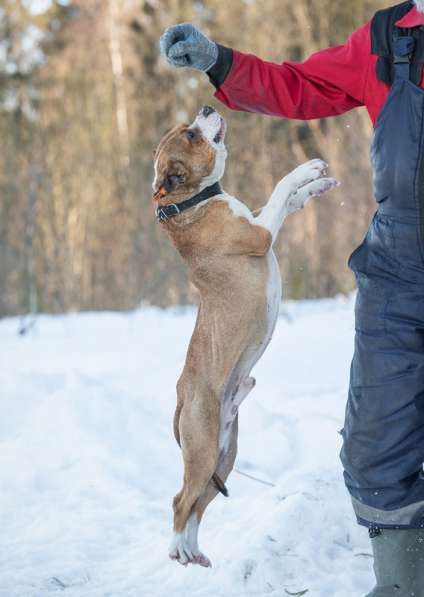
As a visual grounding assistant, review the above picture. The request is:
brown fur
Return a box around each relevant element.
[153,124,216,202]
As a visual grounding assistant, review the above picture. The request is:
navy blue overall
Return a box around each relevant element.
[340,33,424,529]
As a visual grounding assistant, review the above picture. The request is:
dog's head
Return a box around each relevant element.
[152,105,227,204]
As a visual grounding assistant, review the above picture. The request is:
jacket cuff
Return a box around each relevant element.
[207,44,234,88]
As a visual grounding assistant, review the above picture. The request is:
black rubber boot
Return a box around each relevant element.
[365,529,424,597]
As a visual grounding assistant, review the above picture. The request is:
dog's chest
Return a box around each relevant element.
[218,250,282,453]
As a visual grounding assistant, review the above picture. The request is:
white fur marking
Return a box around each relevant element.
[169,516,211,567]
[152,158,159,192]
[185,513,200,554]
[169,531,192,565]
[216,192,254,221]
[192,111,227,191]
[265,250,282,343]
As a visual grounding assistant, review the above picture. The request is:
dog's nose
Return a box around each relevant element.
[201,105,215,118]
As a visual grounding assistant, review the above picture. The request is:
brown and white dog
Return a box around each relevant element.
[152,105,338,568]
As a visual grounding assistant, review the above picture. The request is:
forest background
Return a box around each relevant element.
[0,0,388,316]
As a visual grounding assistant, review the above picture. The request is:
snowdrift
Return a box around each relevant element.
[0,296,374,596]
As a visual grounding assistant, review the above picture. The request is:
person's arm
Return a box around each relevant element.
[207,22,371,120]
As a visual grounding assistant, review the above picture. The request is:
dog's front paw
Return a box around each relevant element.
[283,158,328,192]
[288,177,340,213]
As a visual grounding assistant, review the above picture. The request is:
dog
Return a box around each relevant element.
[152,105,338,568]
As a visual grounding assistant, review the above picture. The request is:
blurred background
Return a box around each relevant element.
[0,0,387,316]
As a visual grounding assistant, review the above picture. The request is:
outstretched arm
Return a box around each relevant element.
[161,21,371,121]
[208,22,370,120]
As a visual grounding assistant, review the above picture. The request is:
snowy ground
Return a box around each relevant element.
[0,295,375,597]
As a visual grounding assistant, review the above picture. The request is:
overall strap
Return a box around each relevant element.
[371,1,424,86]
[393,32,415,80]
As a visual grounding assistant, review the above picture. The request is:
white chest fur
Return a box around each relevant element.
[213,192,255,221]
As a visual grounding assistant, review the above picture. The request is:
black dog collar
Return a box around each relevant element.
[156,181,222,223]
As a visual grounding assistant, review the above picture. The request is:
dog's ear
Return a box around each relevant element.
[153,124,186,162]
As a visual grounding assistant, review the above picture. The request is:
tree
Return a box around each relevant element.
[0,0,389,315]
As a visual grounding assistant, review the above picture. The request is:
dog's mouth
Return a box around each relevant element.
[193,107,227,146]
[213,117,226,144]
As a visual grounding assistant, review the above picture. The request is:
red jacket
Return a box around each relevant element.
[210,5,424,126]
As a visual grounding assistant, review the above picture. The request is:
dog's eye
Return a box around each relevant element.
[167,174,182,188]
[186,129,196,140]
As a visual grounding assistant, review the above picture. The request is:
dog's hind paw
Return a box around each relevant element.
[169,533,212,568]
[194,553,212,568]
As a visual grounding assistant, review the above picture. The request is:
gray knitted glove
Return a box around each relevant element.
[160,23,218,71]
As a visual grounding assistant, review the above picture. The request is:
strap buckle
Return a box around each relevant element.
[156,203,180,222]
[393,55,410,64]
[393,34,415,65]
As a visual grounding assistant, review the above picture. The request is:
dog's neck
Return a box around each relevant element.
[155,180,221,207]
[156,182,223,224]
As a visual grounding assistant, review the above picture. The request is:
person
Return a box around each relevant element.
[160,1,424,595]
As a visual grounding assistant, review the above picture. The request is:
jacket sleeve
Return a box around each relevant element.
[207,22,371,120]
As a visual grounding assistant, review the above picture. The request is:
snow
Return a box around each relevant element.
[0,295,375,597]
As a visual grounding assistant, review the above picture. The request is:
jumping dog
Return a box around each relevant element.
[152,105,338,567]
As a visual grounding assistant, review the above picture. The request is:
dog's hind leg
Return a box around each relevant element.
[219,375,255,456]
[171,377,253,567]
[169,391,221,567]
[185,417,239,567]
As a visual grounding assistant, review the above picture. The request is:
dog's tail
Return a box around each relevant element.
[212,473,229,497]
